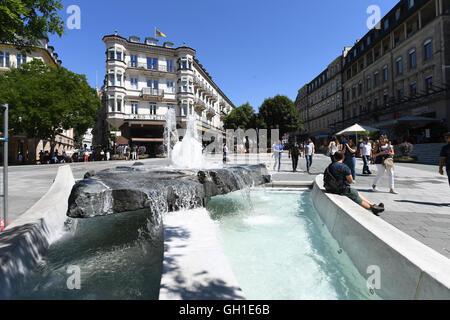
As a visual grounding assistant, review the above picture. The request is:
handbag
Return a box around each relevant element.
[383,158,394,169]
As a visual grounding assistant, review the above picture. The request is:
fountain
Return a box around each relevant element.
[170,114,205,169]
[66,110,271,219]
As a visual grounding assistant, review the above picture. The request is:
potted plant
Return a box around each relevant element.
[394,141,418,163]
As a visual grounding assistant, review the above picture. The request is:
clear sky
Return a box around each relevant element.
[50,0,399,111]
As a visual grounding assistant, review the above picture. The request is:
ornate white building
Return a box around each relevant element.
[102,33,235,155]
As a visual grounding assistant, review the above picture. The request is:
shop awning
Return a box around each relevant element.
[373,116,442,128]
[131,138,164,143]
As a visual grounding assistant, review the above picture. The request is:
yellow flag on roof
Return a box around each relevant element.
[155,28,167,38]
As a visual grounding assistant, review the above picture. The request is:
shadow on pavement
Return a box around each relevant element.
[394,200,450,207]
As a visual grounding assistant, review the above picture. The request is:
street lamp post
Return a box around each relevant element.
[1,104,8,230]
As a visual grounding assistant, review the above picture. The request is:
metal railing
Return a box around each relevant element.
[141,88,165,97]
[127,114,166,121]
[127,62,175,73]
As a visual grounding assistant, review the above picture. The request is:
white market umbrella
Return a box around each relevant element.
[336,123,379,143]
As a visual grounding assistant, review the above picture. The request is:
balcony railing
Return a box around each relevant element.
[194,99,207,111]
[127,62,175,73]
[141,88,164,100]
[127,114,166,121]
[206,107,216,117]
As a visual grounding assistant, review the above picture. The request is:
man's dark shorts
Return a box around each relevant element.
[447,167,450,186]
[343,187,363,205]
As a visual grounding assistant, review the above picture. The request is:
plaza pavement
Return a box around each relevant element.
[2,153,449,259]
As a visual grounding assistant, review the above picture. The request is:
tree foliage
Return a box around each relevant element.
[0,0,65,49]
[0,59,100,150]
[223,103,256,131]
[258,95,303,136]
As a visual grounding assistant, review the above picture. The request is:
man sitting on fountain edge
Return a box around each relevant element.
[324,152,385,216]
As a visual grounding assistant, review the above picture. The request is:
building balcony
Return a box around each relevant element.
[206,107,216,118]
[126,114,166,122]
[194,99,207,111]
[141,88,164,101]
[220,110,227,120]
[127,62,176,74]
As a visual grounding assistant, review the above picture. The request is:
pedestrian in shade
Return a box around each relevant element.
[290,141,301,172]
[439,132,450,186]
[342,137,357,180]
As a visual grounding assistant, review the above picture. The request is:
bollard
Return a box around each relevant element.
[0,219,10,232]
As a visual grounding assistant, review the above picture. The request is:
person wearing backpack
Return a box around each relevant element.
[325,152,385,216]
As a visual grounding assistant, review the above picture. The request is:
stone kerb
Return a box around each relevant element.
[312,175,450,300]
[0,165,75,299]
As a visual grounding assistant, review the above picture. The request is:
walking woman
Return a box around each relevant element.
[342,138,357,180]
[372,135,397,194]
[328,136,340,162]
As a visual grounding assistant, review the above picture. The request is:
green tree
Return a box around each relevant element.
[258,95,303,136]
[223,103,257,130]
[0,0,65,49]
[0,59,100,155]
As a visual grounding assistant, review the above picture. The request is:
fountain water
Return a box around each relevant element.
[164,109,179,162]
[170,115,205,169]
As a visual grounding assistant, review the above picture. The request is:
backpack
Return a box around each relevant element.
[323,165,343,195]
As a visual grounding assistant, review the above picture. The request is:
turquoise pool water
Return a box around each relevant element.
[206,189,380,300]
[12,210,163,300]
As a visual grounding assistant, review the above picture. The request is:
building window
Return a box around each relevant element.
[409,0,414,9]
[424,40,432,60]
[346,89,350,101]
[366,77,371,90]
[352,86,356,99]
[130,55,137,67]
[130,78,138,89]
[374,72,379,87]
[383,66,388,82]
[108,97,115,112]
[131,102,138,115]
[410,82,417,95]
[182,103,188,116]
[117,98,122,112]
[108,48,115,60]
[116,72,122,87]
[167,60,173,72]
[0,51,10,67]
[358,82,363,96]
[425,76,433,92]
[384,19,389,30]
[167,81,174,92]
[150,104,157,115]
[397,88,404,101]
[116,49,122,61]
[409,49,416,68]
[396,57,403,74]
[108,71,115,86]
[17,53,26,67]
[147,58,158,70]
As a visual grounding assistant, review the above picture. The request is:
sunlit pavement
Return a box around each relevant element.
[2,153,449,259]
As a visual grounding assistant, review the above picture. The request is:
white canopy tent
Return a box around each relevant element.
[336,124,380,143]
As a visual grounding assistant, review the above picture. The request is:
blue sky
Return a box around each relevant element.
[50,0,399,111]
